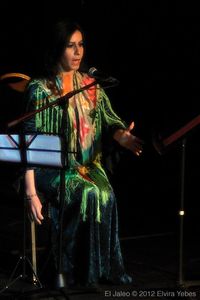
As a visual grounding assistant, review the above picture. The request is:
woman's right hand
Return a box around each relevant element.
[27,195,44,225]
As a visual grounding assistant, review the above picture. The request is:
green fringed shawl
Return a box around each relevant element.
[25,72,126,222]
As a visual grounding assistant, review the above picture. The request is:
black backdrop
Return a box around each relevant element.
[0,0,200,237]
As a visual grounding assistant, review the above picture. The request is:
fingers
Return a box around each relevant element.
[28,211,44,225]
[34,209,44,225]
[135,136,145,144]
[135,148,143,156]
[130,137,143,156]
[36,210,44,225]
[132,145,143,156]
[27,203,44,225]
[127,121,135,132]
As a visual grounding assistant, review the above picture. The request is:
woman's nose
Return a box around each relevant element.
[74,45,81,54]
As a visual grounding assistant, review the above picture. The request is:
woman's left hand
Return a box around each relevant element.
[114,121,144,156]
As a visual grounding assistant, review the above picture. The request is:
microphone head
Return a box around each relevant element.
[87,67,119,86]
[88,67,97,78]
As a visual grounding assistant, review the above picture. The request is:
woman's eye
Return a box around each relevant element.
[67,42,84,48]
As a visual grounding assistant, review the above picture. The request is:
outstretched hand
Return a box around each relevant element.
[114,121,144,156]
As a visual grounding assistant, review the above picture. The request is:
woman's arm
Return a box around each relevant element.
[25,169,44,225]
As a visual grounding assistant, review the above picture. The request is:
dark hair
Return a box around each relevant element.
[43,19,85,79]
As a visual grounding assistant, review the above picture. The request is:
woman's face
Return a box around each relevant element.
[60,30,84,72]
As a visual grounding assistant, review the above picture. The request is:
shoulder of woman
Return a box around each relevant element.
[26,78,51,94]
[27,77,46,88]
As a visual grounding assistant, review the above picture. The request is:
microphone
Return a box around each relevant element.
[88,67,119,84]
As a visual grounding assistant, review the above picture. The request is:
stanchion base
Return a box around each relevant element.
[179,280,200,287]
[54,273,66,289]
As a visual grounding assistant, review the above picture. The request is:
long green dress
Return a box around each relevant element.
[24,71,132,286]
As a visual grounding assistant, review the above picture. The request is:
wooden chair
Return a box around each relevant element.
[0,72,42,287]
[0,72,30,92]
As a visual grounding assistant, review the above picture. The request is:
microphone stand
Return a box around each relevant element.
[6,79,99,296]
[7,80,99,130]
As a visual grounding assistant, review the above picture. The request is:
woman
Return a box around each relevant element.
[24,19,143,289]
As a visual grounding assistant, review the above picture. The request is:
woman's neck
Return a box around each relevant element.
[60,71,75,95]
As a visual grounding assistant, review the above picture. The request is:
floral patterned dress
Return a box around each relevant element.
[24,71,132,286]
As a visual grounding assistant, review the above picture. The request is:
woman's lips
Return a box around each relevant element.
[72,59,80,65]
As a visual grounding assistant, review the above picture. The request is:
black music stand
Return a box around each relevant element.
[0,133,65,296]
[153,114,200,287]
